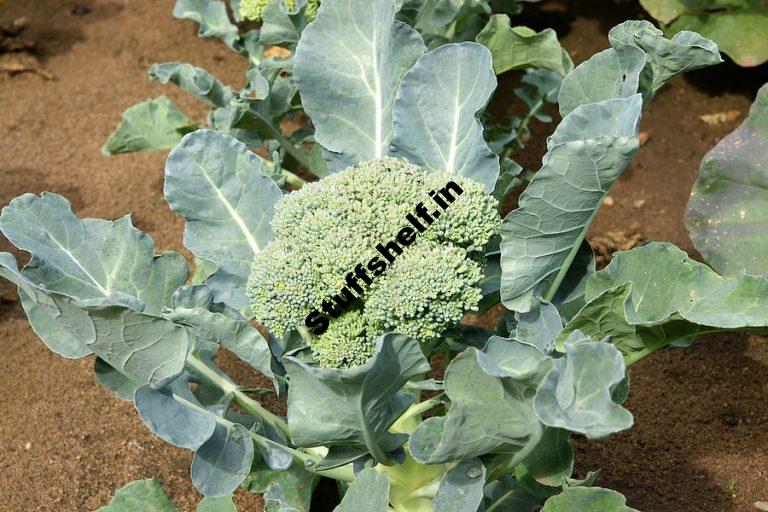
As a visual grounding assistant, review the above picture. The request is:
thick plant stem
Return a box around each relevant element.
[186,354,291,437]
[171,393,355,482]
[281,168,307,188]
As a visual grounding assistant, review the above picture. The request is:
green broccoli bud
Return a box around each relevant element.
[311,309,382,368]
[365,242,484,341]
[247,157,500,367]
[239,0,319,22]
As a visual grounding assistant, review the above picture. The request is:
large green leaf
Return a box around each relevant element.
[149,62,234,108]
[173,0,239,49]
[641,0,768,67]
[559,242,768,358]
[191,423,255,497]
[164,130,282,309]
[0,193,187,314]
[409,337,547,464]
[96,478,178,512]
[534,339,633,439]
[499,96,641,313]
[243,458,318,512]
[102,96,194,155]
[284,333,429,462]
[686,83,768,276]
[389,42,499,191]
[500,21,720,313]
[335,468,390,512]
[294,0,426,169]
[476,14,572,76]
[541,487,638,512]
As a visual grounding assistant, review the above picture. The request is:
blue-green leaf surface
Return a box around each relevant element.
[197,496,237,512]
[173,0,239,49]
[96,478,178,512]
[335,468,389,512]
[102,96,193,155]
[389,42,499,191]
[284,334,429,461]
[164,130,282,308]
[191,423,255,497]
[541,486,638,512]
[150,62,234,108]
[432,459,486,512]
[294,0,426,169]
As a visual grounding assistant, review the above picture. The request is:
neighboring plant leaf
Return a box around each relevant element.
[482,476,540,512]
[284,334,430,462]
[389,42,499,191]
[96,478,178,512]
[335,468,390,512]
[191,423,255,497]
[164,130,282,308]
[173,0,240,49]
[410,338,547,464]
[149,62,234,108]
[294,0,426,169]
[641,0,768,67]
[476,14,573,76]
[686,83,768,276]
[102,96,194,155]
[0,192,188,314]
[541,486,638,512]
[518,428,573,488]
[432,458,486,512]
[534,339,633,439]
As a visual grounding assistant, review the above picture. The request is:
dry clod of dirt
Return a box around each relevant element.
[754,502,768,511]
[638,130,651,146]
[264,46,292,59]
[633,198,646,209]
[0,15,52,79]
[699,110,741,126]
[603,195,615,207]
[589,224,645,268]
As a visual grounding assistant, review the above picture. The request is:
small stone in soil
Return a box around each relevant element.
[71,4,91,16]
[603,196,615,207]
[633,199,645,209]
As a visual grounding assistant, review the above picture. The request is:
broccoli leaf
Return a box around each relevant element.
[96,478,178,512]
[541,487,638,512]
[102,96,195,155]
[243,457,318,512]
[390,42,499,192]
[686,83,768,276]
[173,0,240,49]
[558,242,768,358]
[432,459,486,512]
[335,468,390,512]
[476,14,573,76]
[410,337,548,464]
[534,340,633,439]
[191,422,255,497]
[284,333,429,462]
[149,62,234,108]
[94,357,141,401]
[294,0,426,170]
[0,192,188,314]
[164,130,283,310]
[197,496,237,512]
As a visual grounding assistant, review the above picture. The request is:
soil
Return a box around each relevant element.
[0,0,766,511]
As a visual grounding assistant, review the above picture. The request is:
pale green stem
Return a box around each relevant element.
[281,168,307,188]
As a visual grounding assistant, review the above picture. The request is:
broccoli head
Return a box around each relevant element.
[239,0,320,22]
[247,157,500,367]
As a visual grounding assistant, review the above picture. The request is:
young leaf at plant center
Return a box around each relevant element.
[687,83,768,277]
[476,14,573,76]
[541,486,638,512]
[335,468,390,512]
[410,338,547,464]
[534,339,633,439]
[149,62,234,108]
[389,42,499,191]
[96,478,178,512]
[293,0,426,169]
[284,334,429,463]
[164,130,283,310]
[102,96,195,155]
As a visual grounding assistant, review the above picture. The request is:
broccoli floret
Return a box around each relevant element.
[311,309,382,368]
[247,157,500,368]
[239,0,320,22]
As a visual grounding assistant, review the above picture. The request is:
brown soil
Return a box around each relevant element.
[0,0,766,511]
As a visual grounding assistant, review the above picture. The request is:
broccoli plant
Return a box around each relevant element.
[102,0,571,191]
[5,1,763,511]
